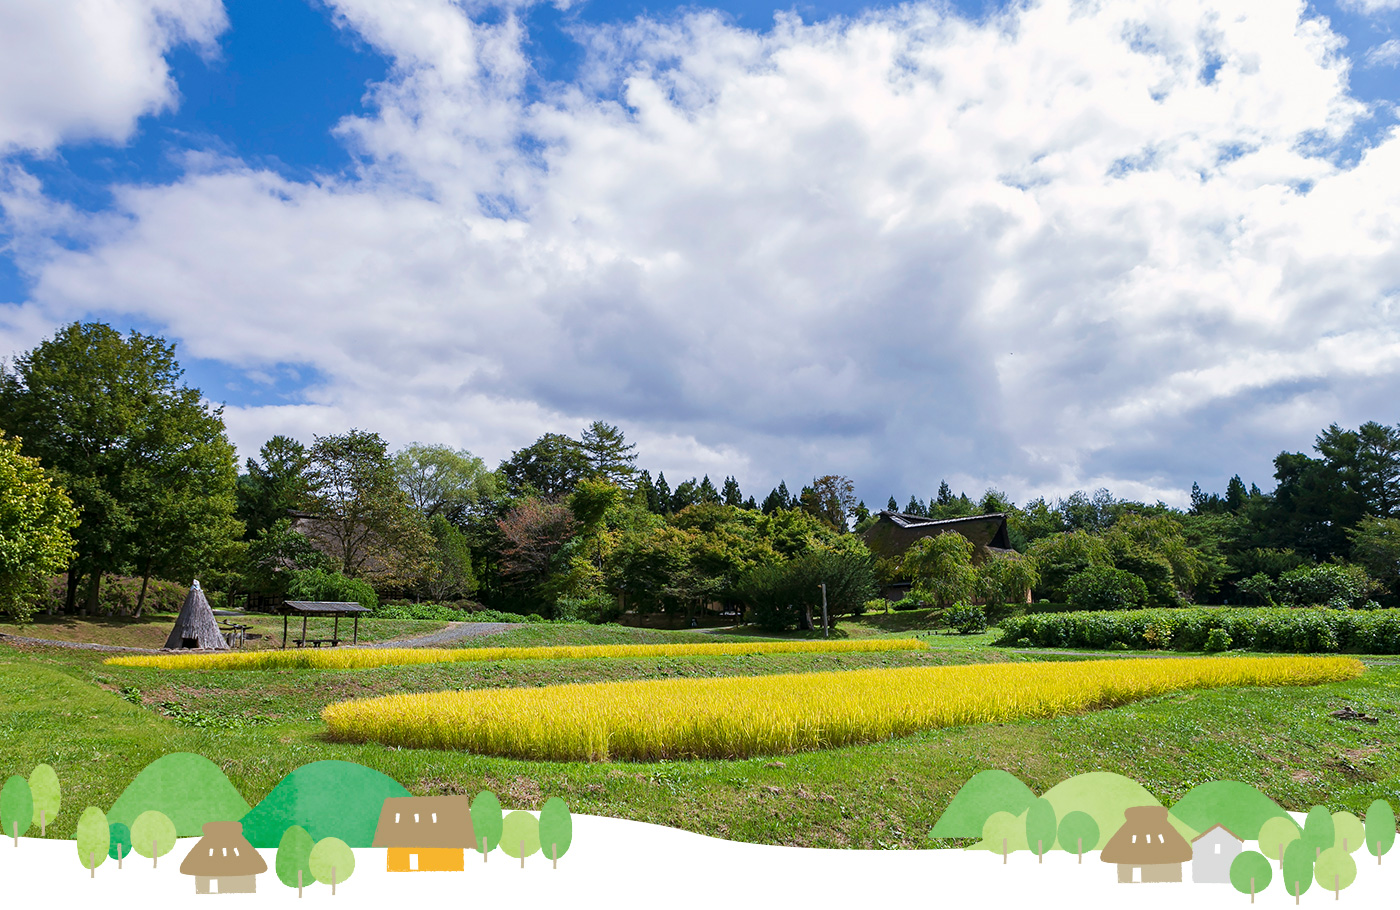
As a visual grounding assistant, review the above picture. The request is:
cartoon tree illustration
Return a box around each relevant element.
[1314,846,1356,900]
[277,825,315,896]
[499,810,540,869]
[108,822,131,868]
[1057,811,1098,864]
[309,836,355,896]
[1281,838,1314,905]
[1259,815,1301,869]
[130,809,176,868]
[537,797,572,869]
[1331,811,1364,854]
[977,810,1027,863]
[1303,806,1334,860]
[1,774,32,844]
[1025,797,1056,864]
[28,764,59,835]
[1365,799,1395,865]
[75,807,109,877]
[1230,851,1272,904]
[470,791,503,861]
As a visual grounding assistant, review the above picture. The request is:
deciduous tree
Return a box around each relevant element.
[1364,799,1395,864]
[75,807,108,875]
[499,810,540,867]
[902,533,976,608]
[538,797,572,868]
[0,433,77,623]
[393,442,495,518]
[1,775,32,843]
[309,836,354,895]
[130,810,176,868]
[1230,851,1272,903]
[471,791,504,860]
[27,764,59,835]
[277,825,315,893]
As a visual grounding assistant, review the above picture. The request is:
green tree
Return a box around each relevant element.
[130,809,176,868]
[1230,851,1273,903]
[537,797,572,868]
[1,775,32,842]
[235,435,313,538]
[0,433,78,623]
[75,806,108,875]
[800,475,857,532]
[417,514,477,602]
[107,822,131,867]
[1332,811,1365,853]
[901,533,977,608]
[27,763,59,834]
[393,442,495,518]
[1258,815,1301,867]
[0,322,242,614]
[1026,529,1113,601]
[1282,838,1314,903]
[1314,846,1357,899]
[499,810,541,866]
[579,422,638,488]
[1365,799,1395,864]
[721,476,744,508]
[241,517,331,598]
[1347,516,1400,605]
[1303,806,1335,859]
[471,791,504,860]
[309,836,355,895]
[286,567,377,609]
[973,810,1027,861]
[976,551,1039,608]
[1064,565,1148,611]
[500,433,591,498]
[304,429,432,585]
[1025,798,1056,864]
[277,825,315,892]
[1056,810,1098,862]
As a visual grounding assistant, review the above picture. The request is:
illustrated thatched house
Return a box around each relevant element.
[180,821,267,894]
[1191,824,1244,883]
[163,580,229,650]
[372,796,476,872]
[1100,806,1193,883]
[861,511,1028,601]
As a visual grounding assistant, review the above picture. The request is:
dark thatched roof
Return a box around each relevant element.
[372,796,476,849]
[180,822,267,877]
[1100,806,1193,865]
[861,510,1013,562]
[163,581,229,651]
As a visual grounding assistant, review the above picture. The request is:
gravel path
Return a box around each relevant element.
[346,621,516,648]
[0,632,165,654]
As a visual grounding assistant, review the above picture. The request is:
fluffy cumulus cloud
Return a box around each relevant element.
[6,0,1400,506]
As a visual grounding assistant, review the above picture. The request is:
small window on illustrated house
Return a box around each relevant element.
[1214,844,1221,854]
[395,813,401,823]
[432,813,438,824]
[209,849,215,856]
[234,848,240,857]
[222,848,228,856]
[414,814,420,823]
[1131,835,1137,843]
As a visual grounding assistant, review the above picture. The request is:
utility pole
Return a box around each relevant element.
[819,583,829,638]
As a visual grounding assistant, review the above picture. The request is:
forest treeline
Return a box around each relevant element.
[2,321,1400,628]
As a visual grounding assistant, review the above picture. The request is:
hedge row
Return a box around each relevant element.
[995,607,1400,654]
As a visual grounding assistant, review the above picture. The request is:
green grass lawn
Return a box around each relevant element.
[0,613,448,650]
[1,614,1397,849]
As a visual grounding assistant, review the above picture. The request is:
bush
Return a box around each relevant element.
[1204,628,1232,652]
[1065,566,1148,611]
[287,569,378,610]
[891,596,924,611]
[1275,564,1379,609]
[552,594,621,624]
[41,575,190,616]
[946,604,987,635]
[864,599,890,614]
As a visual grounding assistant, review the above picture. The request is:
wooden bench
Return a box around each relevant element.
[292,638,340,648]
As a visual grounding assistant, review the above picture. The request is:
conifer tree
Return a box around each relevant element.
[697,475,721,504]
[653,472,672,514]
[721,476,743,507]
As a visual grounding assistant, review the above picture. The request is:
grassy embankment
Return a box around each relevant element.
[1,613,1397,849]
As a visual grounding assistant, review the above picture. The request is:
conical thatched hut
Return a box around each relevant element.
[180,821,267,894]
[163,580,229,650]
[1100,805,1193,883]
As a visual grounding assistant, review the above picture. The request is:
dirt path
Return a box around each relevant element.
[346,621,516,648]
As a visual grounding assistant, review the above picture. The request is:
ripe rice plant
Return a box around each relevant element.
[320,655,1361,761]
[104,638,927,671]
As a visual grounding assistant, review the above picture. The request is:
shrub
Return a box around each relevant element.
[1275,564,1379,609]
[1204,628,1232,652]
[1065,566,1148,611]
[287,569,377,611]
[552,594,621,624]
[946,604,987,635]
[41,575,190,617]
[891,596,924,611]
[864,599,890,614]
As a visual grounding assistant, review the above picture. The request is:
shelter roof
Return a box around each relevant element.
[281,601,372,614]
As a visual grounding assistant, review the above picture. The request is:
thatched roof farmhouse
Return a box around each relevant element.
[180,821,267,894]
[372,795,476,872]
[1100,806,1193,883]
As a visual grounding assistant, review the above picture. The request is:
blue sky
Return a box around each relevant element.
[4,0,1400,508]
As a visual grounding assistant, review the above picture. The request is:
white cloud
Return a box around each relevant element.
[1365,38,1400,67]
[1343,0,1400,15]
[0,0,227,153]
[7,0,1400,506]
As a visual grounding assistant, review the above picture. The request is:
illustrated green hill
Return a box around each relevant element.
[1169,780,1292,840]
[106,753,252,836]
[239,760,410,847]
[929,770,1038,838]
[1041,772,1197,849]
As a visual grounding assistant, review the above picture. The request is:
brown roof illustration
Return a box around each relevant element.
[372,796,476,849]
[1191,823,1243,843]
[1100,806,1193,864]
[179,822,268,876]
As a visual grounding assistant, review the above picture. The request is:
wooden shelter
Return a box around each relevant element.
[279,601,372,648]
[1100,806,1193,883]
[163,580,230,651]
[179,821,267,894]
[372,795,476,871]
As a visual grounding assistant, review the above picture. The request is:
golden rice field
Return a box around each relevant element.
[103,637,926,671]
[321,655,1362,761]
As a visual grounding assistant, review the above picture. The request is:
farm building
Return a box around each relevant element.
[372,796,476,871]
[163,580,229,651]
[179,821,267,894]
[1191,825,1244,883]
[860,511,1026,601]
[1099,806,1193,883]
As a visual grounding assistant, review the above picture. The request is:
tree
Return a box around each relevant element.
[1056,811,1098,863]
[1347,516,1400,605]
[75,806,108,876]
[471,791,504,860]
[500,433,591,498]
[976,551,1039,608]
[1365,799,1395,864]
[1,775,32,843]
[0,433,78,623]
[241,517,331,598]
[721,476,744,508]
[1281,838,1314,904]
[1303,806,1335,859]
[1026,530,1113,601]
[653,472,672,514]
[1230,851,1273,903]
[27,763,59,835]
[975,810,1027,862]
[1332,811,1365,853]
[697,475,721,504]
[1258,816,1301,868]
[304,429,432,584]
[1064,565,1148,611]
[1025,798,1056,864]
[130,809,176,868]
[901,533,977,608]
[762,481,793,515]
[1314,846,1357,900]
[800,475,857,532]
[0,322,242,614]
[499,810,541,867]
[738,546,875,632]
[497,497,580,602]
[538,797,572,868]
[235,435,312,538]
[417,514,477,602]
[277,825,315,894]
[393,442,495,518]
[107,822,131,867]
[580,422,637,488]
[309,836,354,895]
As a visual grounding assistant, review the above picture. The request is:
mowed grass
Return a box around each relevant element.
[321,656,1363,760]
[3,618,1399,849]
[0,613,447,650]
